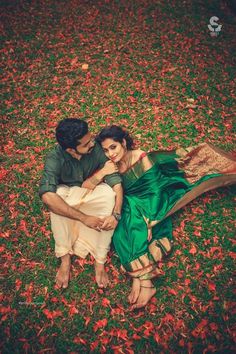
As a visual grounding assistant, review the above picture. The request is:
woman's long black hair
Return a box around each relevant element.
[96,125,134,150]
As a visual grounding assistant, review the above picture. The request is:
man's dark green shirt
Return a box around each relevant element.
[39,142,121,197]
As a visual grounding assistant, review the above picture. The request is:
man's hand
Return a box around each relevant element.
[101,215,118,230]
[83,215,104,231]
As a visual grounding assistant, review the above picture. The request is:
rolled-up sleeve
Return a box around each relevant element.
[104,173,122,187]
[39,152,61,197]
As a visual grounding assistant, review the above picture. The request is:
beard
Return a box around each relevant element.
[76,145,94,156]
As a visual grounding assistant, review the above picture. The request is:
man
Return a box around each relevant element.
[39,118,123,289]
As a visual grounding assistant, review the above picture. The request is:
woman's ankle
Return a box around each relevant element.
[140,279,153,287]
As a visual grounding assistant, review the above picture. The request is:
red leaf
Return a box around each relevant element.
[84,317,91,326]
[93,318,108,332]
[192,319,208,338]
[132,333,141,340]
[101,298,110,307]
[0,306,11,314]
[71,57,78,66]
[43,309,62,320]
[69,306,79,315]
[116,329,128,341]
[209,322,218,331]
[168,288,177,296]
[162,313,174,322]
[179,339,185,347]
[73,336,87,345]
[185,279,191,286]
[208,282,216,292]
[229,252,236,259]
[189,245,197,254]
[15,279,22,291]
[90,340,99,351]
[0,167,8,180]
[154,332,160,343]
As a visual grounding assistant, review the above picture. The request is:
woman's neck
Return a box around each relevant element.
[117,151,133,173]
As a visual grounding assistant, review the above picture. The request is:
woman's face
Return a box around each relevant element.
[101,138,126,163]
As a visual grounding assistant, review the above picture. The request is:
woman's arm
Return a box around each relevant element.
[101,183,123,230]
[133,150,153,171]
[82,161,118,190]
[141,155,153,171]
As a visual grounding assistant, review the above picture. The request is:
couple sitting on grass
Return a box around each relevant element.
[40,118,236,310]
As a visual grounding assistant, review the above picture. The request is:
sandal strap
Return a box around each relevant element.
[140,285,155,289]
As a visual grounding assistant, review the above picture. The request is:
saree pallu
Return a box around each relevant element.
[113,143,236,279]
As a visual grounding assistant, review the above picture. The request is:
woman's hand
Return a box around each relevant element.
[101,215,118,230]
[102,161,118,176]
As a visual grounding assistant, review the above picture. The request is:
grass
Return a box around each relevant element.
[1,0,236,352]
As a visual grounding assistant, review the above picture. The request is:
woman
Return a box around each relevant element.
[83,126,236,309]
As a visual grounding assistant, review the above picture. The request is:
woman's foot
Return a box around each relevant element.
[128,278,141,304]
[130,279,156,310]
[56,254,71,289]
[95,262,109,288]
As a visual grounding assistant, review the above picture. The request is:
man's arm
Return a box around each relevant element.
[81,161,118,190]
[42,192,104,230]
[39,149,103,230]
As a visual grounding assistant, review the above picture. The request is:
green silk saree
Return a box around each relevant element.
[112,143,236,279]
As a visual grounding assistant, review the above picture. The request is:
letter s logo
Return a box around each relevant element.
[208,16,222,33]
[210,16,220,27]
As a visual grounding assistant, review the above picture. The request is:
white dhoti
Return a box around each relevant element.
[50,183,116,264]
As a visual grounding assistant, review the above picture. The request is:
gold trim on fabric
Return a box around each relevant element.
[149,241,162,262]
[176,143,236,183]
[166,174,236,218]
[123,237,174,279]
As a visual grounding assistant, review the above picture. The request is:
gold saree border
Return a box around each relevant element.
[122,238,173,280]
[176,143,236,183]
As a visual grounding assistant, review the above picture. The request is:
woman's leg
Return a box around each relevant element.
[130,279,156,310]
[128,278,141,304]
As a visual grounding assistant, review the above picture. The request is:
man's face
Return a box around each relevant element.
[75,132,95,155]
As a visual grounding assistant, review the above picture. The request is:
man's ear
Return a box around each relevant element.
[66,148,74,155]
[66,148,80,159]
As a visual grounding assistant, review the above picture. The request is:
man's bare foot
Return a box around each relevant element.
[130,280,156,310]
[95,262,109,288]
[56,254,71,289]
[128,278,141,304]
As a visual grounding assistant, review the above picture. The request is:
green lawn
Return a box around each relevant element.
[1,0,236,352]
